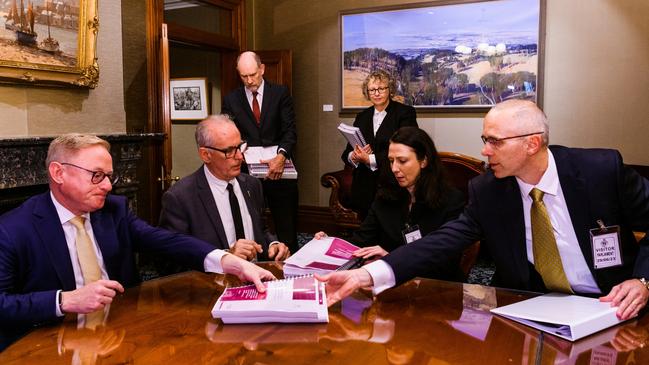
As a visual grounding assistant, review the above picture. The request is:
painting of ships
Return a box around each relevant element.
[4,0,38,46]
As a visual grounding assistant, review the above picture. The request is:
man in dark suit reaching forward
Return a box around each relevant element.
[0,133,274,348]
[222,51,299,252]
[159,115,290,262]
[318,99,649,320]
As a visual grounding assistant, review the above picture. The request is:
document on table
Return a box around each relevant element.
[283,236,363,277]
[490,293,633,341]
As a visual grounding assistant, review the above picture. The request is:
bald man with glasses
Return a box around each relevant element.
[159,114,290,263]
[319,99,649,321]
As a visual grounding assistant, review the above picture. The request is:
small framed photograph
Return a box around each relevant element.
[170,78,209,120]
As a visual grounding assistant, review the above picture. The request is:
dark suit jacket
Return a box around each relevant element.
[159,168,275,260]
[340,100,417,215]
[352,187,465,280]
[222,80,297,156]
[383,146,649,294]
[0,193,214,328]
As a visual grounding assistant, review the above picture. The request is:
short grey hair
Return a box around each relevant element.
[195,114,236,147]
[490,99,549,146]
[46,133,110,168]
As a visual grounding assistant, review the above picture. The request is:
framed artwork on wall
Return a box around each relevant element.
[341,0,545,112]
[0,0,99,88]
[170,77,209,120]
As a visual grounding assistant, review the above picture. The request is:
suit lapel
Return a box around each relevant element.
[553,147,594,268]
[238,87,257,128]
[237,176,262,241]
[89,206,119,279]
[375,101,396,142]
[33,193,76,290]
[196,169,229,248]
[360,108,376,146]
[259,82,271,129]
[496,177,530,282]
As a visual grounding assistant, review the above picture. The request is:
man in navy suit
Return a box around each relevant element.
[318,99,649,320]
[159,115,290,262]
[0,134,275,349]
[222,51,299,252]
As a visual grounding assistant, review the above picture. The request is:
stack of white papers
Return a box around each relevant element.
[283,236,361,277]
[211,275,328,324]
[244,145,298,179]
[490,293,632,341]
[338,122,366,148]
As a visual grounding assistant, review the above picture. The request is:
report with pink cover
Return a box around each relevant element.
[282,236,361,277]
[211,276,329,324]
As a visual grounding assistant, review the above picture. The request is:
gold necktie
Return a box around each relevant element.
[69,216,102,284]
[69,216,104,329]
[529,188,573,293]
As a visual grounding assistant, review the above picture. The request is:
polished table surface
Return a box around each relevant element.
[2,262,649,364]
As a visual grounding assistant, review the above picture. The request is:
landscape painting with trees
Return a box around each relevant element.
[341,0,542,109]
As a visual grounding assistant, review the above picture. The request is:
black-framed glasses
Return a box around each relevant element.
[60,162,119,184]
[367,86,389,95]
[480,132,544,148]
[202,141,248,159]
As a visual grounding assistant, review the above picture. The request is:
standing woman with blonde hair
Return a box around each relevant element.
[341,70,418,220]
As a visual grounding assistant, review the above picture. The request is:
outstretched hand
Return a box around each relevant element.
[221,254,276,292]
[315,268,373,306]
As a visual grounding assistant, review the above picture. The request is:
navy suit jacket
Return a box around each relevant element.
[159,168,275,259]
[383,146,649,294]
[222,80,297,157]
[0,193,214,329]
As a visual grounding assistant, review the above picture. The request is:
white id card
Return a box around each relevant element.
[402,224,422,244]
[590,222,622,269]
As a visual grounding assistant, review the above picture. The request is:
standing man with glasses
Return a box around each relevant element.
[319,99,649,321]
[160,115,290,262]
[0,133,274,350]
[222,51,299,253]
[341,69,417,220]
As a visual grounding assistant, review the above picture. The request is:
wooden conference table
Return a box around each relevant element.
[2,263,649,364]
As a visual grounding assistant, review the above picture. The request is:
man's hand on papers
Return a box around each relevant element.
[261,154,286,180]
[221,254,276,292]
[351,144,372,166]
[230,239,263,261]
[599,279,649,320]
[313,231,327,240]
[268,242,290,261]
[61,280,125,314]
[353,246,388,262]
[315,268,374,306]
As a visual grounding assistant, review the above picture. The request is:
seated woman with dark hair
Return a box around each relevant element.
[319,126,466,280]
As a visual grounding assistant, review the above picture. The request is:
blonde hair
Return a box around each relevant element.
[362,69,396,100]
[46,133,110,167]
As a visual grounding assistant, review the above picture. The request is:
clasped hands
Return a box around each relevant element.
[230,239,290,262]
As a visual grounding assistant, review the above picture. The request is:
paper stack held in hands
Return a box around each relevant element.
[338,122,366,148]
[243,145,298,179]
[490,293,633,341]
[283,236,363,277]
[212,275,328,324]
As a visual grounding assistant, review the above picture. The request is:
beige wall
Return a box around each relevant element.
[251,0,649,207]
[0,1,126,137]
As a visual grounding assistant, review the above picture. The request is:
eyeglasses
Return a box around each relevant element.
[202,141,248,159]
[367,86,389,95]
[480,132,544,148]
[60,162,119,184]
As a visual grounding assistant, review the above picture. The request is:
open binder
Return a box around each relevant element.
[282,236,364,277]
[212,275,328,324]
[490,293,633,341]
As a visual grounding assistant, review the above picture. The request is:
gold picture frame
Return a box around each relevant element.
[0,0,99,88]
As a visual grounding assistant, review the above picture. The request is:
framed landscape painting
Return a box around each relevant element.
[0,0,98,88]
[170,78,208,120]
[341,0,545,111]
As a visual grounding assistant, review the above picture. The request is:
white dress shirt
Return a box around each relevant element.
[365,150,601,296]
[244,79,264,112]
[204,166,255,246]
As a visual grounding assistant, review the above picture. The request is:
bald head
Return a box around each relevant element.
[486,99,549,146]
[236,51,265,92]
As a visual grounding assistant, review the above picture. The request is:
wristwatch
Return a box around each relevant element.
[638,278,649,291]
